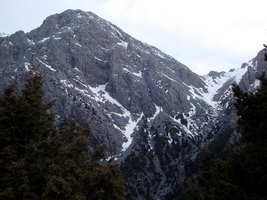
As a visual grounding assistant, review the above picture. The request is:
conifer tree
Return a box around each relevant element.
[0,69,125,199]
[231,73,267,199]
[0,70,55,199]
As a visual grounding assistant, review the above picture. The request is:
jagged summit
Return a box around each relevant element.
[1,9,266,199]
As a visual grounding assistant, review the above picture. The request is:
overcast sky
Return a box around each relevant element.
[1,0,267,75]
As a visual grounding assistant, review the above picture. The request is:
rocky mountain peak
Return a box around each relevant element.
[29,9,128,48]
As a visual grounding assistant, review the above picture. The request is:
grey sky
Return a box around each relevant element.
[1,0,266,75]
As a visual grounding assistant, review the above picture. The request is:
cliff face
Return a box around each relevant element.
[1,9,266,199]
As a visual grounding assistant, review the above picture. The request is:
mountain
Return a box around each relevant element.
[0,9,266,199]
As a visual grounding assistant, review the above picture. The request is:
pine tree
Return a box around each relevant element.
[231,73,267,199]
[0,70,55,199]
[233,73,267,145]
[43,119,89,199]
[0,69,125,199]
[182,148,241,200]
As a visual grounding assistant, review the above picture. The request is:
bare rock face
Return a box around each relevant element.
[1,9,266,199]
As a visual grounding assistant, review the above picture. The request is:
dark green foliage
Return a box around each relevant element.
[208,128,233,159]
[0,69,125,199]
[0,71,55,199]
[185,148,243,200]
[230,74,267,199]
[233,73,267,145]
[183,74,267,200]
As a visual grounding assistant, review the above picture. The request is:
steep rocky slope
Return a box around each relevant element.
[1,9,266,199]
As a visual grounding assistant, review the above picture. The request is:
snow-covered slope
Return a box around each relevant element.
[201,55,264,112]
[202,66,248,109]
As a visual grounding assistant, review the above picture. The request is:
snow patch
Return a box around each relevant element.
[117,41,128,49]
[250,79,260,89]
[77,13,83,18]
[133,71,142,78]
[74,67,81,72]
[38,37,50,43]
[148,105,162,123]
[89,84,144,151]
[37,59,56,72]
[109,24,124,38]
[94,56,103,62]
[60,80,74,88]
[122,113,144,151]
[152,48,167,59]
[24,62,31,71]
[53,37,62,40]
[167,132,173,144]
[89,84,123,107]
[231,67,248,84]
[122,68,142,78]
[172,115,194,137]
[187,95,191,101]
[27,38,35,45]
[162,74,177,82]
[75,42,82,47]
